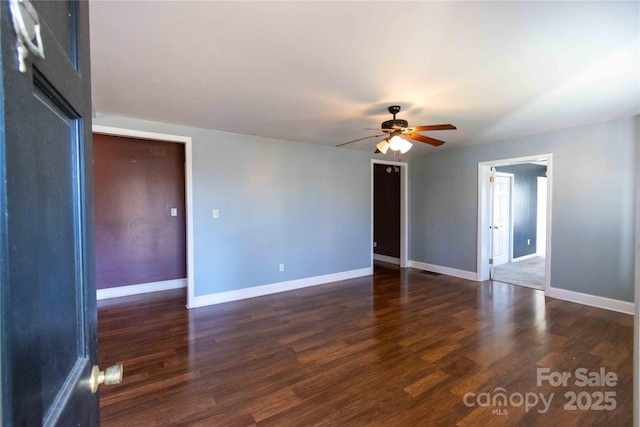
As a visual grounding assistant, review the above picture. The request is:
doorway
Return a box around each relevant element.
[477,154,552,293]
[373,163,401,264]
[92,125,195,307]
[371,160,408,268]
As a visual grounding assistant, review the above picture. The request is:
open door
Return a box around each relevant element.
[0,1,112,424]
[491,173,513,266]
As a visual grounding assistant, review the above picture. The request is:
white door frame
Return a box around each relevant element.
[371,159,408,268]
[92,125,195,308]
[477,154,553,294]
[536,176,548,257]
[634,135,640,427]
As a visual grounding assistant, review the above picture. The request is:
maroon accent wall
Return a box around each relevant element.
[93,134,186,289]
[374,164,400,258]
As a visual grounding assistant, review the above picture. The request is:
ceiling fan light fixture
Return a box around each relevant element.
[399,140,413,154]
[376,139,390,154]
[388,135,405,151]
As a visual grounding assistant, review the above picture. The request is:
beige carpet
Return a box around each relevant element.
[492,256,545,289]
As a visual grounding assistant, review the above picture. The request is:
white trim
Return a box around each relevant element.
[479,154,554,168]
[634,115,640,427]
[511,253,540,263]
[477,154,553,296]
[536,176,548,257]
[547,286,634,315]
[191,268,372,308]
[371,160,408,268]
[373,254,400,265]
[96,279,186,300]
[91,125,195,308]
[408,260,477,282]
[92,125,190,144]
[544,156,553,296]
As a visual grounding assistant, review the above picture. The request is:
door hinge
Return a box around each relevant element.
[489,258,494,265]
[489,176,494,183]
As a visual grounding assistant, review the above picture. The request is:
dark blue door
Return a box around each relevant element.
[0,0,98,425]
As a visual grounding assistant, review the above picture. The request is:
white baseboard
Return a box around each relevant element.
[191,267,372,308]
[547,286,634,315]
[373,254,400,265]
[408,260,478,281]
[97,278,187,300]
[512,253,539,262]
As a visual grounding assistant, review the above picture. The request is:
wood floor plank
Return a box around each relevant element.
[98,263,633,426]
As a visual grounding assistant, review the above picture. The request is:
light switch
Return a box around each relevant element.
[170,208,177,217]
[213,209,220,219]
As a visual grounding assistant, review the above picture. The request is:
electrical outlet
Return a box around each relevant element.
[279,264,284,272]
[170,208,177,217]
[373,242,377,248]
[213,209,220,219]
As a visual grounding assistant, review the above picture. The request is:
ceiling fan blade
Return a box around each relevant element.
[406,133,446,146]
[410,124,457,132]
[335,133,384,147]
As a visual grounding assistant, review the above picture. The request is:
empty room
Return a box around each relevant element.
[0,1,637,426]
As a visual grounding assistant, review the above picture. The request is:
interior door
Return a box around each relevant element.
[0,1,99,425]
[492,174,512,266]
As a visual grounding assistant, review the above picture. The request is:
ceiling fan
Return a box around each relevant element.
[336,105,456,154]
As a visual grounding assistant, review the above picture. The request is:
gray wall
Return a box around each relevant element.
[410,115,638,302]
[95,114,638,303]
[495,163,547,258]
[94,115,373,297]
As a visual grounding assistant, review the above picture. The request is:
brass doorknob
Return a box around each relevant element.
[90,363,123,393]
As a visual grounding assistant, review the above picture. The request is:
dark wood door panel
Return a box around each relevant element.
[1,0,98,425]
[374,164,400,258]
[31,78,84,421]
[30,1,84,112]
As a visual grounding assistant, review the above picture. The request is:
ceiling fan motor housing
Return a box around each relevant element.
[382,105,407,131]
[381,119,408,131]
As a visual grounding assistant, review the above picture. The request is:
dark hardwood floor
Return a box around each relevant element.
[98,263,633,426]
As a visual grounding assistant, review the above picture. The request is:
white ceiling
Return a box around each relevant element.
[89,1,639,156]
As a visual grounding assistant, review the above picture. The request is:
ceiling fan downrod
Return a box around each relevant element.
[388,105,401,120]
